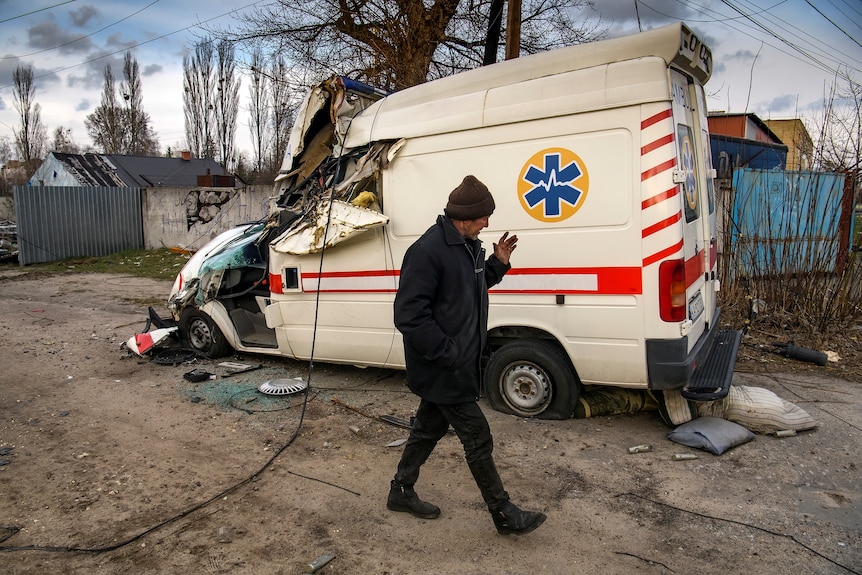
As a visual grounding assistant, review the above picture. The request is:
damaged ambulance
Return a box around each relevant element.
[165,22,741,419]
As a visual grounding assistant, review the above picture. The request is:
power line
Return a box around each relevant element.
[720,0,858,76]
[0,0,267,93]
[0,0,76,25]
[1,0,163,61]
[733,0,862,70]
[830,0,862,21]
[663,0,859,76]
[636,0,861,116]
[805,0,862,48]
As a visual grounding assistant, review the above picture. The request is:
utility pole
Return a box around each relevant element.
[505,0,522,60]
[483,0,506,65]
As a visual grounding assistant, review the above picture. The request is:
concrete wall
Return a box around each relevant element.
[142,185,274,250]
[0,197,14,222]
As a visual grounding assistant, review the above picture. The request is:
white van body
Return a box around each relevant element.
[167,22,740,419]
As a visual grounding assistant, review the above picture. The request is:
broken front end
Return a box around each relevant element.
[166,76,392,359]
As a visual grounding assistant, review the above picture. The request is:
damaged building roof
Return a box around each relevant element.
[29,152,242,188]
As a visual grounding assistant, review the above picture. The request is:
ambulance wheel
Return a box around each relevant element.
[179,308,232,359]
[484,340,579,420]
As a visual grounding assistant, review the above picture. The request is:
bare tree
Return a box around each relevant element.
[222,0,602,91]
[214,40,240,172]
[810,69,862,217]
[248,48,271,174]
[269,55,298,177]
[183,40,217,160]
[183,39,241,169]
[52,126,80,154]
[84,53,159,155]
[85,64,125,153]
[12,65,47,166]
[812,70,861,175]
[0,136,11,165]
[245,52,299,181]
[0,135,14,195]
[121,52,159,156]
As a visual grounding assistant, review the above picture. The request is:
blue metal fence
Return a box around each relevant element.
[730,169,849,275]
[13,186,143,265]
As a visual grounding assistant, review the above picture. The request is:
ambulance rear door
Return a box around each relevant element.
[669,69,714,344]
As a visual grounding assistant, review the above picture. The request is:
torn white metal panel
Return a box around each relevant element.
[271,200,389,255]
[330,141,399,198]
[293,124,335,185]
[277,86,326,182]
[277,76,381,183]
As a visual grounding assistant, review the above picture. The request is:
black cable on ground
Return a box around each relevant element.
[620,492,860,575]
[0,373,313,554]
[225,385,322,413]
[754,363,862,433]
[0,105,369,557]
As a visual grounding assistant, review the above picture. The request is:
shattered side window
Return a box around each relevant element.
[199,224,266,276]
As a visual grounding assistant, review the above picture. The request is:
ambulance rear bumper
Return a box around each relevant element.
[645,309,741,400]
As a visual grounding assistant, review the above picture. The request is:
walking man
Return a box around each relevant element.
[387,175,547,535]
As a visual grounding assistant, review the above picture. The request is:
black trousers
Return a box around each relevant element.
[393,398,509,510]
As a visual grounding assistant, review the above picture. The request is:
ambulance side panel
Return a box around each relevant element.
[383,59,687,388]
[267,226,402,368]
[262,27,727,405]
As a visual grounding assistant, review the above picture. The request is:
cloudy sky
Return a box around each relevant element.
[0,0,860,161]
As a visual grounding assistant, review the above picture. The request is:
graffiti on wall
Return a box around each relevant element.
[185,189,235,230]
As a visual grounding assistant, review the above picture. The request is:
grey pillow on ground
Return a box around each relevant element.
[667,416,755,455]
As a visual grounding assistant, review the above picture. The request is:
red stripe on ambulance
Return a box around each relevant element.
[641,158,676,181]
[641,108,673,128]
[643,239,684,267]
[642,212,682,238]
[491,267,642,295]
[269,273,283,294]
[640,106,684,267]
[685,251,705,287]
[641,186,679,209]
[641,133,674,155]
[301,269,399,293]
[291,268,643,296]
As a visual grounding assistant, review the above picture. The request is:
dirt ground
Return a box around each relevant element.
[0,271,860,575]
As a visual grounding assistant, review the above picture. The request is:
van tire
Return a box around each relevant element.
[179,308,232,359]
[483,340,579,420]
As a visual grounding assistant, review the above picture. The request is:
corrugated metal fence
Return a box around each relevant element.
[728,169,851,276]
[14,186,143,265]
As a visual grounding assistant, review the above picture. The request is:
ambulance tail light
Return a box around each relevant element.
[659,259,686,322]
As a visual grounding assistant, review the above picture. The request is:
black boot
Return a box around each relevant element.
[387,481,441,519]
[491,501,546,535]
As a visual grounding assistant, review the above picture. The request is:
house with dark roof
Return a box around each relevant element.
[28,152,242,188]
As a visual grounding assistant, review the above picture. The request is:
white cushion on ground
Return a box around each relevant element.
[696,386,816,434]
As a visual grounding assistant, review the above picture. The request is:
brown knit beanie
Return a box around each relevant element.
[445,175,495,220]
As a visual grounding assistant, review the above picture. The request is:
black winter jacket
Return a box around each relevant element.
[394,215,510,404]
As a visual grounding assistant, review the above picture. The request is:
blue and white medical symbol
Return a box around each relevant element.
[518,148,589,223]
[680,134,698,210]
